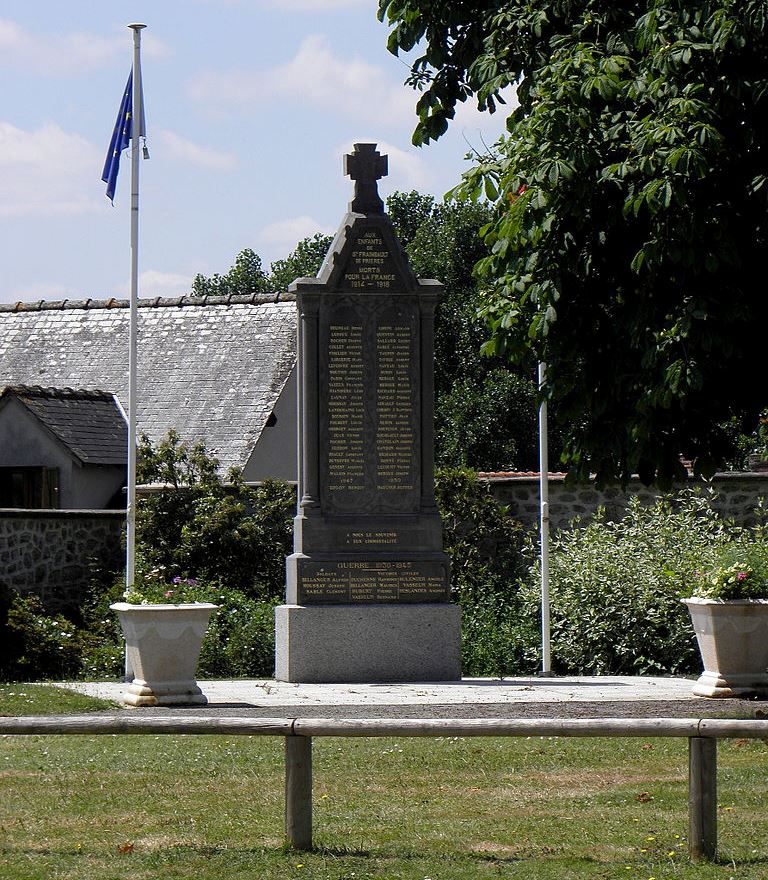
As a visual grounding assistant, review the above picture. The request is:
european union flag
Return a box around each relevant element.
[102,70,145,203]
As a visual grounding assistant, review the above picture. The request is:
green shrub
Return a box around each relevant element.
[1,595,81,681]
[197,589,277,679]
[135,431,294,600]
[435,468,536,676]
[517,489,743,675]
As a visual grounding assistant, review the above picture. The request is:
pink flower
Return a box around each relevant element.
[164,590,175,598]
[737,572,748,581]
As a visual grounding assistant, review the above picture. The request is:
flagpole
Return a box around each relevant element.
[538,361,552,675]
[125,23,146,599]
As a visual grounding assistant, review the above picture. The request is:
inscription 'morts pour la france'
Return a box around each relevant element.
[343,229,398,290]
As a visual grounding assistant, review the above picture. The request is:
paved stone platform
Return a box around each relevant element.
[67,675,703,706]
[61,676,767,719]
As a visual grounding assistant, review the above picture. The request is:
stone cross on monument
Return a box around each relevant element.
[344,143,388,214]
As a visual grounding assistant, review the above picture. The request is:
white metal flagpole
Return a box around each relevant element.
[125,23,146,599]
[538,361,552,675]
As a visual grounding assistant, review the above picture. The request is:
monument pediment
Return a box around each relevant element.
[309,213,419,294]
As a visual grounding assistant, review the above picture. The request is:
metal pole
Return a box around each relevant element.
[285,735,313,850]
[538,361,551,675]
[125,22,145,596]
[124,23,146,681]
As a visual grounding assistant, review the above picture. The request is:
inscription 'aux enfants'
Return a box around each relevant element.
[343,231,396,289]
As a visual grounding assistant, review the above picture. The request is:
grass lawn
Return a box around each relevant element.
[1,685,766,879]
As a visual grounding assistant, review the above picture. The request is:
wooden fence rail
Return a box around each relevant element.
[2,715,767,861]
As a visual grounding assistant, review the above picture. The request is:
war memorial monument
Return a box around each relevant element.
[275,143,461,682]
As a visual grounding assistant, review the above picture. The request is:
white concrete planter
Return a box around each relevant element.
[682,597,768,697]
[110,602,218,707]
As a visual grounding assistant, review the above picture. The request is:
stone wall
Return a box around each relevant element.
[0,509,124,612]
[482,473,768,532]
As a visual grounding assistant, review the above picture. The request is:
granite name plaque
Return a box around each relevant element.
[320,297,420,513]
[297,559,449,605]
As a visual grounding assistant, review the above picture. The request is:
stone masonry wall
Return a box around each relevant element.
[0,510,124,612]
[483,473,768,533]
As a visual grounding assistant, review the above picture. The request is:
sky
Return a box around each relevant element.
[0,0,512,305]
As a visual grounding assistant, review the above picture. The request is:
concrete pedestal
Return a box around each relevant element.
[275,603,461,683]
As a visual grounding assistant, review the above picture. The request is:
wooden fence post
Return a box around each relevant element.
[688,736,717,861]
[285,734,313,850]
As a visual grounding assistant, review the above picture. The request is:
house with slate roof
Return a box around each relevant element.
[0,386,127,508]
[0,293,298,509]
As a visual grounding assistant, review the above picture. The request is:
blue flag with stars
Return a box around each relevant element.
[102,70,145,203]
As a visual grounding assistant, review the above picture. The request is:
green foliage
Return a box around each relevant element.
[387,191,561,472]
[518,489,754,675]
[435,468,536,675]
[691,561,766,601]
[197,589,277,678]
[380,0,768,486]
[689,532,768,599]
[436,369,539,472]
[135,431,294,600]
[268,232,333,289]
[191,247,270,297]
[191,234,333,299]
[123,569,203,605]
[386,190,437,246]
[1,595,81,682]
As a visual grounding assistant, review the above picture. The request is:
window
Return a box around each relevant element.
[0,467,60,508]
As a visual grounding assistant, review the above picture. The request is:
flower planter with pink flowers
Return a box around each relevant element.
[111,601,218,707]
[683,559,768,698]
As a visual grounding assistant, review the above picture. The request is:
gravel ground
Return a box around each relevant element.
[98,698,767,719]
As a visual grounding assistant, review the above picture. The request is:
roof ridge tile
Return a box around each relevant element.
[0,292,297,314]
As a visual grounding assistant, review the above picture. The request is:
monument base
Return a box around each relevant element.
[274,603,461,683]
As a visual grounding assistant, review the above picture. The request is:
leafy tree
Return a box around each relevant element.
[386,190,438,246]
[388,191,558,471]
[191,235,333,298]
[191,247,269,297]
[268,232,334,290]
[435,468,533,675]
[379,0,768,486]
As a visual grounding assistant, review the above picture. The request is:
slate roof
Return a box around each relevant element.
[0,385,127,465]
[0,294,297,472]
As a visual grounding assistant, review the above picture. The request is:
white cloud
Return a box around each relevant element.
[188,34,412,126]
[135,270,194,298]
[258,215,335,260]
[112,270,194,300]
[0,121,101,217]
[157,130,237,171]
[0,18,168,75]
[451,84,518,132]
